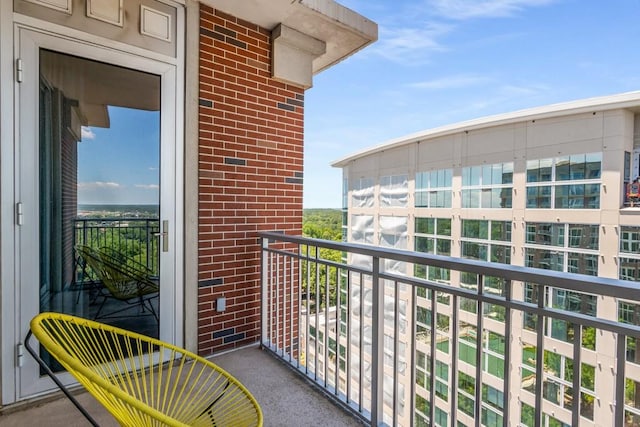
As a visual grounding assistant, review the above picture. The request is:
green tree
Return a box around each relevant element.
[302,209,343,310]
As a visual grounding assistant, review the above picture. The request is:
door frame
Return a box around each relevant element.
[2,16,184,403]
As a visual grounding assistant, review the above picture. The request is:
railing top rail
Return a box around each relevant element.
[259,231,640,301]
[74,217,159,222]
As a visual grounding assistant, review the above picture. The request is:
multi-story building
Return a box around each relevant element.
[333,92,640,426]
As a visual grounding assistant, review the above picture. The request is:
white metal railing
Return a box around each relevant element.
[260,232,640,427]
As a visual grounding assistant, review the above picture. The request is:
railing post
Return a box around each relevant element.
[371,255,385,426]
[261,237,269,347]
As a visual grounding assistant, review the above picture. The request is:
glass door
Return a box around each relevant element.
[17,28,179,398]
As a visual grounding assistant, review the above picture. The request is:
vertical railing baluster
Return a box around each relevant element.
[305,244,311,375]
[335,266,340,395]
[260,238,268,347]
[393,280,399,427]
[276,252,281,354]
[282,250,287,358]
[474,274,484,427]
[450,291,458,427]
[371,255,384,426]
[409,285,417,427]
[502,280,512,427]
[359,272,364,414]
[571,324,582,426]
[534,285,545,427]
[324,260,330,388]
[314,245,320,382]
[615,333,626,426]
[429,289,437,427]
[290,251,295,364]
[346,268,352,404]
[270,250,276,349]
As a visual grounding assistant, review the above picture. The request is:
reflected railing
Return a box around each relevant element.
[260,232,640,427]
[73,218,160,283]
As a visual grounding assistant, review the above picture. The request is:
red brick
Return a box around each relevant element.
[197,4,303,357]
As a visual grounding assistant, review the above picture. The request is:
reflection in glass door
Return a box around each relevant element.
[38,49,161,357]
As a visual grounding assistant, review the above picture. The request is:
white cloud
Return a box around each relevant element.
[135,184,159,190]
[365,0,555,64]
[78,181,121,189]
[371,23,451,63]
[148,167,158,171]
[428,0,556,20]
[408,74,491,90]
[81,127,96,140]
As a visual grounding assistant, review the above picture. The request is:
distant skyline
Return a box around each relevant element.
[302,0,640,208]
[79,107,159,205]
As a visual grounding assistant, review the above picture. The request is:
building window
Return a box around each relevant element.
[414,217,451,286]
[415,350,429,391]
[461,162,513,208]
[620,226,640,281]
[460,220,511,319]
[380,174,408,207]
[482,384,504,425]
[525,223,599,276]
[521,348,595,421]
[457,371,475,417]
[458,323,506,380]
[526,153,602,209]
[350,214,374,269]
[415,168,452,208]
[461,220,512,263]
[342,178,348,243]
[435,360,449,401]
[523,284,597,350]
[618,228,640,368]
[618,301,640,364]
[351,177,375,208]
[524,222,599,350]
[350,214,374,244]
[379,216,407,248]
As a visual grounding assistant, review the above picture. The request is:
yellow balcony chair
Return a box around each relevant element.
[75,245,159,320]
[25,312,263,426]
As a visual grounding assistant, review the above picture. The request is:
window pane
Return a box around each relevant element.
[556,156,570,181]
[569,153,586,180]
[415,217,434,234]
[483,165,493,185]
[437,219,452,236]
[470,166,481,186]
[502,162,514,184]
[586,152,602,179]
[491,221,512,242]
[568,224,599,250]
[462,241,488,261]
[525,248,565,271]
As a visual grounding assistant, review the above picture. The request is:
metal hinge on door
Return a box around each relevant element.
[17,343,24,367]
[16,202,24,225]
[16,58,23,83]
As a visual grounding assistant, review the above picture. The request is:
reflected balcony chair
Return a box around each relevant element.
[25,312,263,427]
[75,245,159,320]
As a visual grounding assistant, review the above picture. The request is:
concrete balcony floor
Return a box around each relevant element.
[0,345,363,426]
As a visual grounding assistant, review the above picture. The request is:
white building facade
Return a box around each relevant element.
[334,92,640,426]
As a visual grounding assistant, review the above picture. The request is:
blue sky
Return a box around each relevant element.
[302,0,640,208]
[78,107,159,205]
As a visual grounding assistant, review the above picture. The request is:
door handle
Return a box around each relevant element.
[153,220,169,252]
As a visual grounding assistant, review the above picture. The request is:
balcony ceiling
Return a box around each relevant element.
[202,0,378,73]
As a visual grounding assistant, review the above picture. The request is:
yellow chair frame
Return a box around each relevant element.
[25,312,263,427]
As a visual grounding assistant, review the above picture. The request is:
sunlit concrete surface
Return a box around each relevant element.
[0,345,364,426]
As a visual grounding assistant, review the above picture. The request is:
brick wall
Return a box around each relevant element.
[198,5,304,355]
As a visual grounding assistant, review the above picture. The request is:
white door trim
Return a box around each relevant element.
[7,21,184,402]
